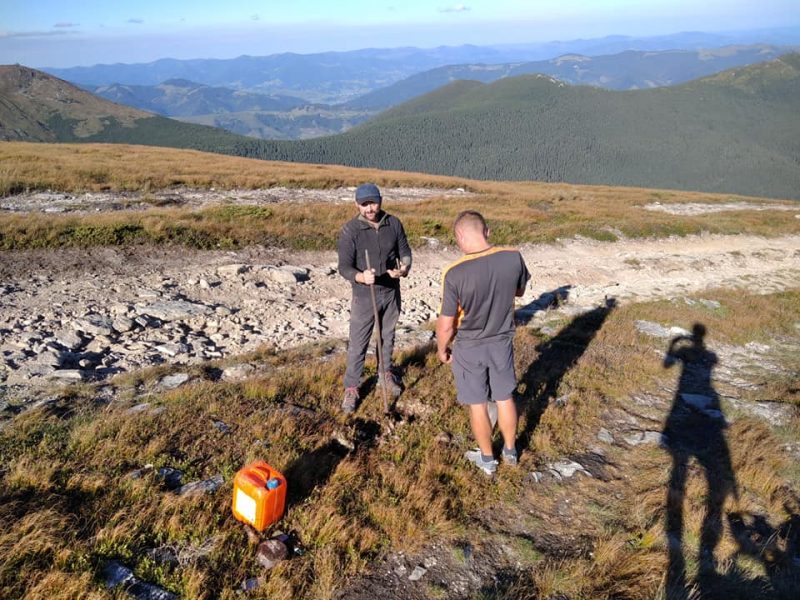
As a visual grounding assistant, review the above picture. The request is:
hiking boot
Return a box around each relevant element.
[377,370,403,398]
[464,449,498,476]
[502,447,518,466]
[341,387,359,414]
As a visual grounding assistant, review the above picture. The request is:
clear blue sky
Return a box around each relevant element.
[1,0,798,68]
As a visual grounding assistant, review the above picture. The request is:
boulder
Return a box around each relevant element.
[177,475,224,497]
[221,364,255,382]
[138,301,210,322]
[159,373,191,389]
[73,314,115,336]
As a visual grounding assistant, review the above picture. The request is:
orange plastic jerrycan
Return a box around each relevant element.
[232,461,287,531]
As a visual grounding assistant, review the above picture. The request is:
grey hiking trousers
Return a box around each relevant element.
[343,287,400,389]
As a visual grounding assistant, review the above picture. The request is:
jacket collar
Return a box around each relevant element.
[356,210,388,228]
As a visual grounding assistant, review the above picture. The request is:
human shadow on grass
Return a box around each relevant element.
[514,285,572,326]
[673,507,800,600]
[283,418,380,509]
[721,507,800,599]
[283,440,350,509]
[661,323,740,599]
[516,297,616,452]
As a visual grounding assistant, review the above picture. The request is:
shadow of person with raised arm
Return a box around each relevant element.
[516,297,616,451]
[662,323,738,599]
[514,285,572,326]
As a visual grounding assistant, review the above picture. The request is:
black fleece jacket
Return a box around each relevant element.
[337,211,412,296]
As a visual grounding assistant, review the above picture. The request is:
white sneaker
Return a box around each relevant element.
[464,449,498,476]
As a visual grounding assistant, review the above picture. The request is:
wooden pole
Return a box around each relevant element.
[365,249,389,414]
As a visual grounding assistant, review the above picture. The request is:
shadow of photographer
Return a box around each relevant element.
[662,323,739,598]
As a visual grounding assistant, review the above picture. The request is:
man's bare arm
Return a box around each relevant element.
[436,315,456,364]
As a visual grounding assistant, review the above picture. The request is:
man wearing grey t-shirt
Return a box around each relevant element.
[436,211,530,476]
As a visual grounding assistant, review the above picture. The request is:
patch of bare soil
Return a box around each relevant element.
[644,202,800,216]
[0,186,472,214]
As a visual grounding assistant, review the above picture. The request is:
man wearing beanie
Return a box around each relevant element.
[337,183,413,413]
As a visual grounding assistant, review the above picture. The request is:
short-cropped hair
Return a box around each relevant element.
[453,210,487,234]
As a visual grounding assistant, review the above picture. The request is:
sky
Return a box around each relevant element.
[1,0,799,68]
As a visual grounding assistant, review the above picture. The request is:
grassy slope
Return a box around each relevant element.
[0,147,799,598]
[1,143,798,253]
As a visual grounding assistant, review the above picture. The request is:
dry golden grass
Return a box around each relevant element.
[0,142,472,194]
[1,142,798,251]
[494,291,800,599]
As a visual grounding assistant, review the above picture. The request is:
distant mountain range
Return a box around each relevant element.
[0,66,150,142]
[84,79,374,140]
[88,79,307,116]
[42,27,800,104]
[345,45,793,110]
[2,56,799,199]
[75,45,795,141]
[0,65,245,150]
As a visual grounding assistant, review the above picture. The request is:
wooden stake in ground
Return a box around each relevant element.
[365,249,390,414]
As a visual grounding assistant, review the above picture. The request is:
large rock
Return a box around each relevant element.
[177,475,224,497]
[547,459,591,479]
[137,301,210,322]
[257,539,288,570]
[221,363,255,382]
[266,265,309,284]
[73,314,115,336]
[46,369,85,382]
[104,561,177,600]
[159,373,191,389]
[155,343,189,358]
[54,329,85,351]
[635,320,690,339]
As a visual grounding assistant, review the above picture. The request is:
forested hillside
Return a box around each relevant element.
[236,55,800,199]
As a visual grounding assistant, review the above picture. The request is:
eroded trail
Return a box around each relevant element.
[1,233,799,389]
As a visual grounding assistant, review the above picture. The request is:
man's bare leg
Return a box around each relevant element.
[468,403,494,456]
[496,398,518,453]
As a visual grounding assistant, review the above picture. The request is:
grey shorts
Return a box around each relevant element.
[451,337,516,405]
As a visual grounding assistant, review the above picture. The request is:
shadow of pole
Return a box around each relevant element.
[516,297,616,452]
[662,323,738,599]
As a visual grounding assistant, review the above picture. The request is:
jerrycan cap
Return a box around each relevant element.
[266,478,281,490]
